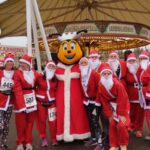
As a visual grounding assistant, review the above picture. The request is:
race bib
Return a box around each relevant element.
[48,107,56,121]
[1,77,13,90]
[24,93,37,108]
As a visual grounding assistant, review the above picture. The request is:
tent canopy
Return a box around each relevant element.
[1,0,150,37]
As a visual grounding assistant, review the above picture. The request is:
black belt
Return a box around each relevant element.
[23,87,35,90]
[85,97,96,100]
[0,90,12,95]
[37,99,54,107]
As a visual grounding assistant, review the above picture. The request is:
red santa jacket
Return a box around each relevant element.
[81,70,99,100]
[96,78,130,118]
[36,73,57,102]
[125,68,141,103]
[13,69,38,112]
[0,70,14,110]
[140,65,150,101]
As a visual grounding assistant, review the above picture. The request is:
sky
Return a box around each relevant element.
[0,36,27,47]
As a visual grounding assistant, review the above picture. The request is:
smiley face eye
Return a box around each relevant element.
[63,43,68,50]
[70,42,75,50]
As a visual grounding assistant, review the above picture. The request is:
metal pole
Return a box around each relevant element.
[32,0,52,60]
[26,0,32,56]
[31,2,42,72]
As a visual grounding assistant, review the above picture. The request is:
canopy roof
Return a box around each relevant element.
[1,0,150,37]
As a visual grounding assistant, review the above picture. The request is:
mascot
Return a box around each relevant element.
[55,30,90,142]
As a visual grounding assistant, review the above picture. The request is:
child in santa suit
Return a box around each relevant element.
[125,53,144,137]
[35,60,57,147]
[96,63,130,150]
[79,57,103,150]
[107,51,127,89]
[0,53,15,150]
[138,50,150,140]
[13,55,38,150]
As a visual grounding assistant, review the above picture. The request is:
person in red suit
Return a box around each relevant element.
[0,53,15,150]
[96,63,130,150]
[125,53,144,137]
[88,50,101,71]
[108,51,127,88]
[13,55,38,150]
[138,50,150,140]
[35,60,57,147]
[79,57,103,150]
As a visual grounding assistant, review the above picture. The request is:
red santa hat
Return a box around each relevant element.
[98,63,112,75]
[109,51,119,58]
[127,53,136,61]
[89,50,100,58]
[4,53,15,65]
[19,54,32,67]
[139,50,149,59]
[45,60,56,68]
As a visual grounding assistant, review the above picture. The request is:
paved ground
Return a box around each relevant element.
[8,113,150,150]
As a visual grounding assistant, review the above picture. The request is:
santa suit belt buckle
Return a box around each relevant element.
[38,100,54,107]
[134,82,139,88]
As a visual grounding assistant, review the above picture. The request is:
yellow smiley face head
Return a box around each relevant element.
[57,39,83,65]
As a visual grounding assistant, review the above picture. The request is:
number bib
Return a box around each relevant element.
[1,77,13,90]
[48,107,56,122]
[24,93,37,108]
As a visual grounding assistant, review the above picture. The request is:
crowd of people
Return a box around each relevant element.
[0,48,150,150]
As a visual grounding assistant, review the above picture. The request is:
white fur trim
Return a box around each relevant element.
[139,55,149,59]
[46,62,55,68]
[146,93,150,97]
[89,54,100,57]
[19,59,31,66]
[100,69,112,75]
[130,101,139,103]
[127,57,136,61]
[4,58,14,65]
[0,96,10,111]
[14,107,26,113]
[36,94,45,99]
[56,132,91,141]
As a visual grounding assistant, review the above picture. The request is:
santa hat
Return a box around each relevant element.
[45,60,56,69]
[109,51,119,58]
[98,63,112,75]
[19,55,32,67]
[79,57,89,65]
[4,53,14,65]
[89,50,100,58]
[139,50,149,59]
[127,53,136,61]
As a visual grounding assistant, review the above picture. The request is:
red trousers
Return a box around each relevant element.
[130,103,144,130]
[145,109,150,129]
[109,119,129,147]
[36,102,57,143]
[15,111,36,145]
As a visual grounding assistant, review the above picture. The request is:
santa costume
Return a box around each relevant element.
[125,53,144,137]
[138,50,150,140]
[0,53,15,150]
[88,50,101,71]
[108,51,127,89]
[79,57,103,149]
[35,60,57,146]
[96,63,130,150]
[13,55,38,150]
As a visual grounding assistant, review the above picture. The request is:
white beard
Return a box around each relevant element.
[4,70,14,79]
[89,59,101,70]
[45,68,55,80]
[80,65,90,77]
[108,59,119,72]
[140,60,149,70]
[23,70,34,86]
[101,75,114,90]
[127,62,139,74]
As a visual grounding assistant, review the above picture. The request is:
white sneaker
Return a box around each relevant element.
[16,144,24,150]
[145,134,150,140]
[26,144,33,150]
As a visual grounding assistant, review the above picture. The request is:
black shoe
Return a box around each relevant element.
[2,145,10,150]
[84,139,97,147]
